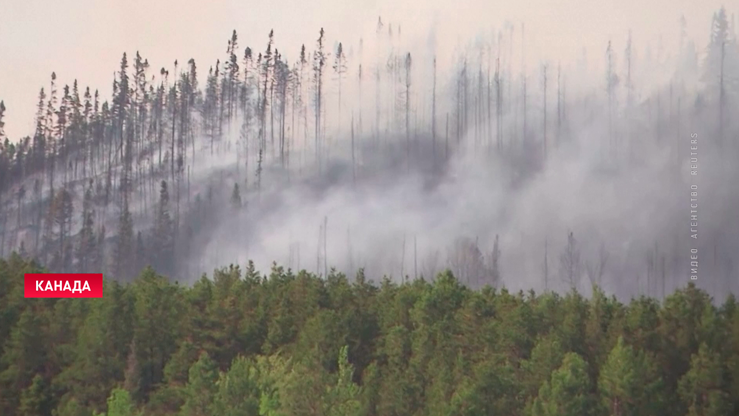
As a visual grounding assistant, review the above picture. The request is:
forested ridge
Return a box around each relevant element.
[1,7,739,414]
[0,8,737,298]
[2,254,739,416]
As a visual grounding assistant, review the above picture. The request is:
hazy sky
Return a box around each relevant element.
[0,0,727,140]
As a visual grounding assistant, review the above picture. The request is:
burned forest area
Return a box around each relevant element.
[1,5,739,416]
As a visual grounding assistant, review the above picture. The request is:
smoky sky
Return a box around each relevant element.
[0,0,727,139]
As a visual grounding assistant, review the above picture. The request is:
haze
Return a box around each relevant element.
[0,0,727,139]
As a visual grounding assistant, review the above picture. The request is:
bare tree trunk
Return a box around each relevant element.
[557,63,561,148]
[0,213,7,258]
[496,56,502,150]
[414,235,418,280]
[676,98,681,173]
[432,57,437,167]
[522,76,527,147]
[543,237,549,292]
[347,227,353,274]
[661,255,666,299]
[324,216,328,277]
[542,64,548,159]
[405,53,411,171]
[521,23,527,148]
[487,45,492,150]
[719,40,725,145]
[375,67,381,147]
[316,222,321,275]
[400,234,406,283]
[445,113,449,161]
[351,114,356,186]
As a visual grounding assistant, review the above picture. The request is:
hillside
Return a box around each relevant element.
[0,9,738,300]
[1,255,739,416]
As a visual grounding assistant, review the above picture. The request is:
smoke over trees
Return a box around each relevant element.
[1,6,739,416]
[0,7,737,302]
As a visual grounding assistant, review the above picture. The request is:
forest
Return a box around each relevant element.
[2,253,739,416]
[0,4,738,415]
[0,7,736,299]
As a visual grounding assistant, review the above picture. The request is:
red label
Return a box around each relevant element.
[24,273,104,298]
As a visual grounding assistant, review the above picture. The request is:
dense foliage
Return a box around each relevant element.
[1,253,739,416]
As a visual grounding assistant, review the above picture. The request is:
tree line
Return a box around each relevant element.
[1,253,738,416]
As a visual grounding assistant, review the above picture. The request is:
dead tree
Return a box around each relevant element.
[542,63,548,159]
[432,56,437,165]
[559,231,582,291]
[543,237,549,292]
[585,243,609,291]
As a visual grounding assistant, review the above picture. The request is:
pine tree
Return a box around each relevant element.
[16,186,26,243]
[46,72,58,188]
[129,268,181,402]
[134,231,146,274]
[678,343,731,416]
[103,388,135,416]
[211,356,260,416]
[333,42,347,136]
[299,44,308,162]
[314,28,326,172]
[180,352,219,416]
[274,52,291,167]
[605,39,618,156]
[404,52,412,169]
[560,231,582,291]
[230,183,242,210]
[527,353,597,416]
[0,308,48,415]
[0,101,6,141]
[117,53,130,139]
[256,147,263,197]
[51,188,73,271]
[432,56,437,163]
[205,65,219,155]
[114,202,134,280]
[703,7,739,144]
[53,397,89,416]
[57,85,70,184]
[33,89,47,172]
[153,180,174,276]
[521,333,565,398]
[123,340,141,400]
[703,7,737,98]
[324,345,362,416]
[542,63,548,159]
[225,30,240,122]
[77,179,96,272]
[94,224,107,274]
[598,336,640,416]
[489,234,501,286]
[82,86,93,177]
[18,374,51,416]
[262,30,275,157]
